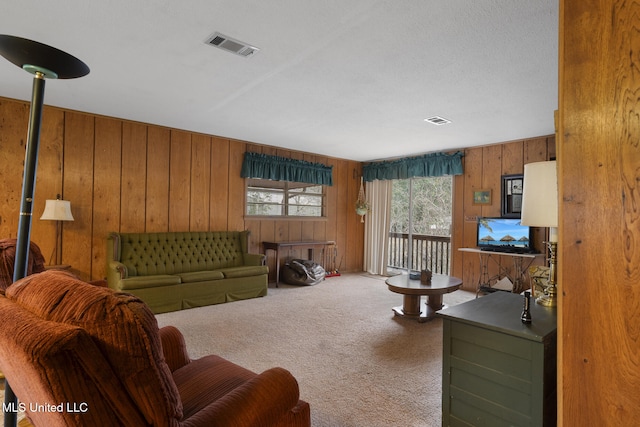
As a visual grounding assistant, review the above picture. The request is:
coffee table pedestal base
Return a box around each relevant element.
[392,294,447,322]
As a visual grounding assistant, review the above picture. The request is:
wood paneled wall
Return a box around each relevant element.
[0,97,363,281]
[451,135,556,292]
[558,0,640,424]
[1,92,552,286]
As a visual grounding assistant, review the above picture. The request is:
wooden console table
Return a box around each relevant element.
[459,248,543,295]
[262,240,336,286]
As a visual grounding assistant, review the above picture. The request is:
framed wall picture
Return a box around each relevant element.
[472,189,492,205]
[501,174,523,218]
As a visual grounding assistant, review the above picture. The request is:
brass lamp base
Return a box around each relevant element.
[536,239,558,307]
[536,285,557,307]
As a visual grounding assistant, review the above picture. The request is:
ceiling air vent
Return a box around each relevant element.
[425,116,452,125]
[205,32,259,57]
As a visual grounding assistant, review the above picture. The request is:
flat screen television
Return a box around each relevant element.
[476,217,534,253]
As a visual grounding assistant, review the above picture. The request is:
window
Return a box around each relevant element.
[390,176,453,236]
[246,178,325,217]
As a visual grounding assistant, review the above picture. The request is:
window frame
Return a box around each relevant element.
[245,178,327,218]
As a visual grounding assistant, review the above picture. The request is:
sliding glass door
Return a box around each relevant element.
[389,176,453,274]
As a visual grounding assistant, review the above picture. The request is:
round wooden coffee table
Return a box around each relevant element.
[386,274,463,322]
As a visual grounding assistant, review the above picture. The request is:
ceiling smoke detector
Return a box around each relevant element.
[424,116,452,125]
[205,32,260,57]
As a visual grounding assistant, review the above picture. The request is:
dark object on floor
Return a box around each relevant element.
[281,259,326,286]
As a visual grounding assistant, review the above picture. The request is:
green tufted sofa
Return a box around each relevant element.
[106,231,268,314]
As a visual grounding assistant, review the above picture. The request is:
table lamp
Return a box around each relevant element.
[521,161,558,307]
[40,195,74,265]
[0,34,88,427]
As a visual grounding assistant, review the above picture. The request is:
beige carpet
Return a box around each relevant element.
[156,273,475,427]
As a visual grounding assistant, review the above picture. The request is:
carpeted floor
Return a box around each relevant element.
[156,273,475,427]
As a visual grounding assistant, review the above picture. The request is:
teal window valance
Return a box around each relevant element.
[241,152,333,186]
[362,151,464,182]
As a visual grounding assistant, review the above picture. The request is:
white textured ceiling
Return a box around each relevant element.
[0,1,558,162]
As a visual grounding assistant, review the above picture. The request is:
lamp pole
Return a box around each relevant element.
[13,72,45,283]
[3,72,46,427]
[0,34,89,427]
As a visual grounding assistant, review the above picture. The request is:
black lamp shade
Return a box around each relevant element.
[0,34,89,79]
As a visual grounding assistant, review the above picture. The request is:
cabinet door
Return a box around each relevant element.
[443,320,546,426]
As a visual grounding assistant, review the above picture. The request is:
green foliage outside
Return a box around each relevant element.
[390,176,452,236]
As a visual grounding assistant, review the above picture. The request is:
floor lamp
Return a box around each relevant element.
[0,34,89,427]
[521,160,558,307]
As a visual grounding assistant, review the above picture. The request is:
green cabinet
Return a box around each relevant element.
[439,292,557,426]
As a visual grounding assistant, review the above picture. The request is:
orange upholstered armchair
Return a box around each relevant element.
[0,239,46,291]
[0,270,310,427]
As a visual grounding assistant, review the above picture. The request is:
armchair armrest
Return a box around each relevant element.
[159,326,191,372]
[107,260,128,279]
[181,367,301,427]
[106,260,128,291]
[244,253,266,266]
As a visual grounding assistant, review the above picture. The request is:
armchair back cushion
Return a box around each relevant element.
[0,294,146,426]
[3,270,182,425]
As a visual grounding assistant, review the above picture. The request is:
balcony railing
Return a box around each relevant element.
[388,232,451,274]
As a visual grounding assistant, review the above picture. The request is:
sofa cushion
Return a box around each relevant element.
[172,355,302,425]
[220,265,269,279]
[173,354,256,419]
[177,270,225,283]
[6,270,183,425]
[119,274,182,290]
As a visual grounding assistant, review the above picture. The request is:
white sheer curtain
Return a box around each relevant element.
[364,179,392,276]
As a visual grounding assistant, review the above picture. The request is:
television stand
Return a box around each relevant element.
[459,248,544,295]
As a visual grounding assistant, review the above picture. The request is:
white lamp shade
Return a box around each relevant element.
[40,199,74,221]
[521,161,558,229]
